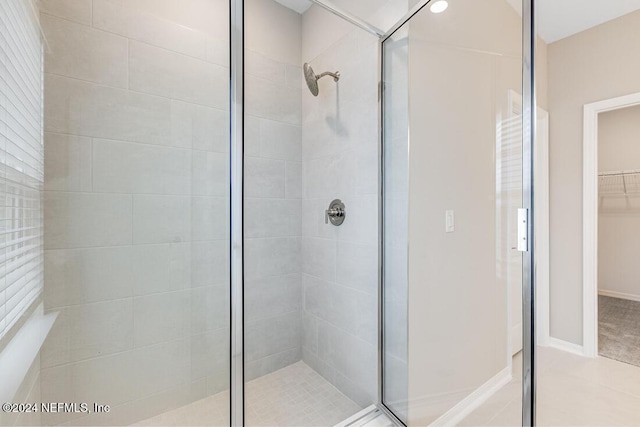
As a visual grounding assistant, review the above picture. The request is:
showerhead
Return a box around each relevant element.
[303,62,340,97]
[303,63,319,96]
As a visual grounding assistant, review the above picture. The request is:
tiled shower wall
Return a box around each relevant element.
[244,0,304,380]
[39,0,230,424]
[39,0,379,422]
[300,5,380,406]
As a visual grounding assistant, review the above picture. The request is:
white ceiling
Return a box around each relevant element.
[273,0,312,14]
[276,0,640,43]
[538,0,640,43]
[509,0,640,43]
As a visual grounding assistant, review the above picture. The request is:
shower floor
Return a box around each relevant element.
[133,361,362,426]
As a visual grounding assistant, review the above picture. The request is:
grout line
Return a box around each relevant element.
[44,72,228,109]
[43,130,228,154]
[247,113,303,129]
[43,189,229,198]
[44,285,230,312]
[130,190,134,242]
[40,329,229,372]
[43,239,228,252]
[40,10,227,67]
[37,11,90,29]
[245,308,301,326]
[126,37,130,90]
[89,137,93,192]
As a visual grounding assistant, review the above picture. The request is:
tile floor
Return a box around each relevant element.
[134,347,640,426]
[133,361,362,426]
[461,346,640,426]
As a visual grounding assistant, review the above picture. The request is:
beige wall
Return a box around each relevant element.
[598,105,640,172]
[537,37,549,110]
[547,9,640,345]
[598,105,640,299]
[405,0,521,424]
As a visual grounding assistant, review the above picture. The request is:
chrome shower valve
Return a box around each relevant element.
[325,199,346,226]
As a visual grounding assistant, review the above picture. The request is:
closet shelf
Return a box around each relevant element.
[599,169,640,196]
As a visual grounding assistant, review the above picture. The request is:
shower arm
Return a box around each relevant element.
[316,71,340,82]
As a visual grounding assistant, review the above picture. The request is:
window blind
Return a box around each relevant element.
[0,0,44,342]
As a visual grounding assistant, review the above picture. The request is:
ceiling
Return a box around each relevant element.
[273,0,312,14]
[276,0,640,44]
[508,0,640,43]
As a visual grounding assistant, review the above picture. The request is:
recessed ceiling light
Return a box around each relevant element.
[430,0,448,13]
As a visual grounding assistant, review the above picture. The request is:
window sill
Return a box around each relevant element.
[0,304,58,403]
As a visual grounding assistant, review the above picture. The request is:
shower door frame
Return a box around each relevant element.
[229,0,244,425]
[377,0,537,425]
[228,0,536,425]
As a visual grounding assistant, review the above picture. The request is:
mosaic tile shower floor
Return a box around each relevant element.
[133,361,362,426]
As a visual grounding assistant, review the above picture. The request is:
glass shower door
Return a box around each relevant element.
[35,1,231,425]
[382,0,527,424]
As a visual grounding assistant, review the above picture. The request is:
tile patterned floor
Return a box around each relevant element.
[133,362,362,426]
[133,347,640,426]
[460,346,640,426]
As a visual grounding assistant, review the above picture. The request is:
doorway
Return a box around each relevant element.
[583,92,640,360]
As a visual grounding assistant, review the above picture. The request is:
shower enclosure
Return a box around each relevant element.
[381,1,533,424]
[0,0,534,425]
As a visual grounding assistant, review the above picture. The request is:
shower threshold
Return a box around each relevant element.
[336,405,397,427]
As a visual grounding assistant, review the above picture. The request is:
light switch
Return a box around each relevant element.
[445,210,455,233]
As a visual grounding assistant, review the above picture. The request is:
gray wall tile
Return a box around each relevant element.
[129,41,228,109]
[92,139,191,195]
[132,195,191,244]
[44,192,133,249]
[41,299,134,368]
[44,74,172,145]
[302,237,336,281]
[245,274,302,322]
[42,14,128,87]
[44,133,91,192]
[38,0,92,25]
[245,157,286,198]
[133,291,190,347]
[245,310,302,363]
[245,237,301,281]
[245,198,301,238]
[92,0,208,61]
[40,3,232,424]
[246,75,302,125]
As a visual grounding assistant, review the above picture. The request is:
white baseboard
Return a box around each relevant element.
[548,337,585,356]
[598,289,640,303]
[429,367,511,426]
[511,323,523,356]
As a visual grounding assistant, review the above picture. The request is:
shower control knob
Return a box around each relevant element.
[325,199,346,226]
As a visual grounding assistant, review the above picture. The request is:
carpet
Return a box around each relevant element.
[599,295,640,367]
